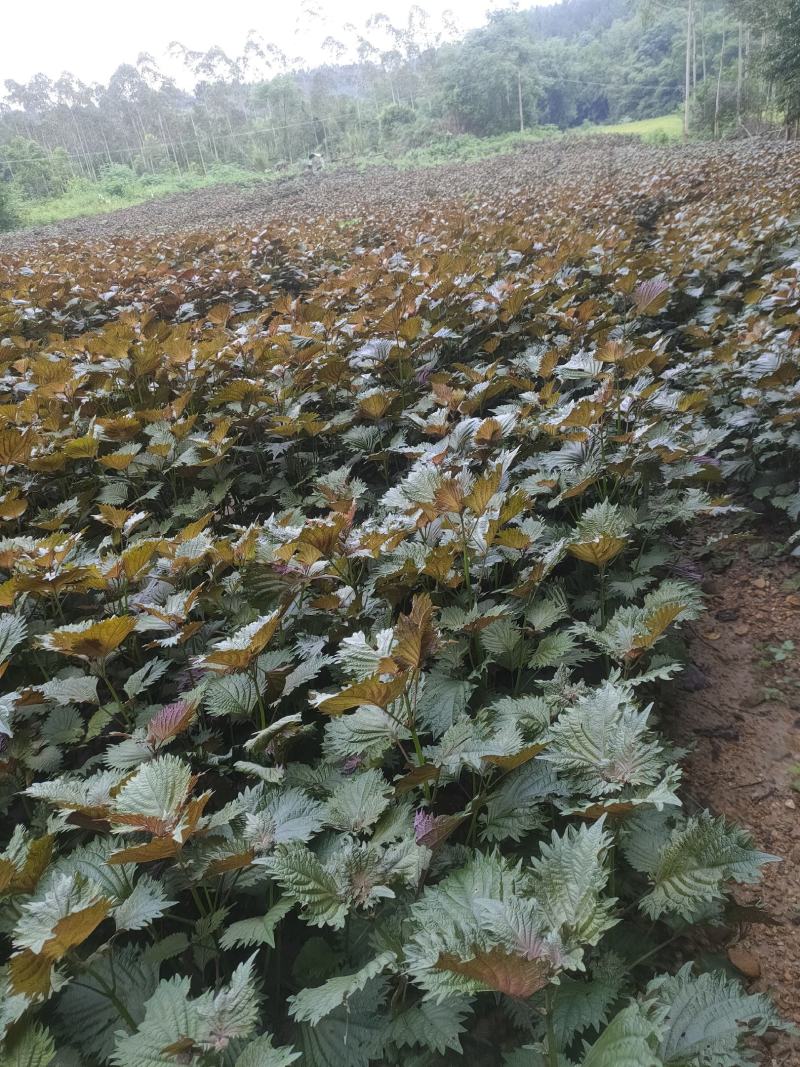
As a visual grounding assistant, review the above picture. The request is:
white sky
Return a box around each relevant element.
[0,0,551,89]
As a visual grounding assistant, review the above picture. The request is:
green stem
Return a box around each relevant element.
[466,800,481,846]
[252,663,268,731]
[78,966,138,1033]
[628,933,681,971]
[459,515,472,594]
[513,660,523,697]
[545,986,559,1067]
[598,565,608,628]
[403,678,431,801]
[100,664,125,710]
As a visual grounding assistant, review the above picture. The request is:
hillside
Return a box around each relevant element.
[1,0,793,217]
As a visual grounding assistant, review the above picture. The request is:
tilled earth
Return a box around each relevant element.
[0,134,783,253]
[0,136,642,250]
[669,543,800,1066]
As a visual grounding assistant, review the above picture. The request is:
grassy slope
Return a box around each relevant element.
[594,113,684,138]
[19,165,268,227]
[14,115,684,229]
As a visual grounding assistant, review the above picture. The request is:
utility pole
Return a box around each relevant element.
[700,0,707,83]
[736,20,743,125]
[714,26,726,139]
[684,0,694,138]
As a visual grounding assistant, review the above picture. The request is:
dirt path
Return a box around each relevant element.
[670,546,800,1065]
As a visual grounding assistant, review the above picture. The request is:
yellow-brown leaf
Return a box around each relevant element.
[393,593,438,670]
[465,468,502,516]
[316,675,408,716]
[42,899,111,960]
[39,616,137,661]
[108,837,180,865]
[9,950,53,997]
[435,948,551,998]
[567,536,626,568]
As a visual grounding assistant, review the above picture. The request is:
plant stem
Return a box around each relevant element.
[628,932,681,971]
[252,663,268,730]
[545,986,559,1067]
[79,965,138,1032]
[403,677,431,801]
[598,565,608,628]
[100,663,125,710]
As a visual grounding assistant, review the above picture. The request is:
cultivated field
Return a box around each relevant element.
[1,137,799,1066]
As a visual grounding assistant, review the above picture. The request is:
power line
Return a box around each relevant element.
[0,115,341,166]
[0,66,684,174]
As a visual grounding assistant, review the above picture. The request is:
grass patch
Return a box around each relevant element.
[587,113,684,141]
[364,126,562,170]
[359,115,683,173]
[19,164,269,227]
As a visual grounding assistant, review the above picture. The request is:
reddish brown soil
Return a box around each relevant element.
[671,547,800,1065]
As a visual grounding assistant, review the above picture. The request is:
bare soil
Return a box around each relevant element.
[669,543,800,1065]
[0,135,778,252]
[0,141,602,250]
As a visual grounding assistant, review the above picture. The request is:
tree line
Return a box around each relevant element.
[0,0,798,203]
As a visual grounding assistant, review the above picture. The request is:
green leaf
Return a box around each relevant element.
[266,844,348,928]
[529,630,580,670]
[220,900,293,950]
[143,932,189,965]
[36,674,99,706]
[580,1003,662,1067]
[289,951,396,1025]
[481,762,563,843]
[324,706,410,763]
[525,591,569,632]
[294,983,387,1067]
[0,1024,55,1067]
[549,955,626,1046]
[196,954,261,1045]
[245,787,326,854]
[525,820,617,954]
[325,769,391,833]
[123,660,170,700]
[55,947,158,1061]
[480,617,528,668]
[111,976,202,1067]
[41,706,83,746]
[417,671,475,737]
[334,629,395,680]
[639,813,776,920]
[0,614,27,664]
[113,875,175,932]
[204,673,259,718]
[647,963,784,1065]
[541,680,665,796]
[426,717,523,774]
[234,1035,301,1067]
[113,754,192,820]
[384,996,472,1055]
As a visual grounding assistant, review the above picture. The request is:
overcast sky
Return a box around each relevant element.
[0,0,552,89]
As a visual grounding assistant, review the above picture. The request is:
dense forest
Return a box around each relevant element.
[0,0,798,204]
